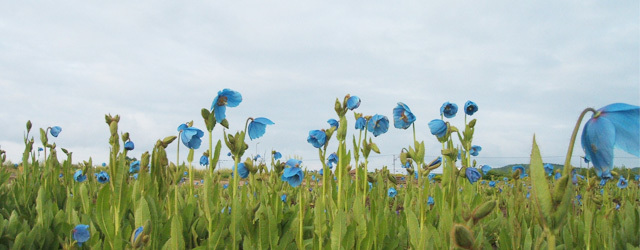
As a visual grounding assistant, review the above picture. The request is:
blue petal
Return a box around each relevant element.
[214,105,227,123]
[248,121,267,140]
[599,103,640,157]
[347,96,361,110]
[428,119,447,138]
[221,89,243,107]
[177,124,188,132]
[581,116,616,179]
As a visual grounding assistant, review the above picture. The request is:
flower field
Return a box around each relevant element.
[0,90,638,249]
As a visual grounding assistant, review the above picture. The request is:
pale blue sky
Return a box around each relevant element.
[1,1,638,172]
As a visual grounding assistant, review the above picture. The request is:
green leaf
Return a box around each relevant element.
[406,210,420,249]
[135,197,151,229]
[529,135,553,227]
[163,215,185,250]
[331,211,346,250]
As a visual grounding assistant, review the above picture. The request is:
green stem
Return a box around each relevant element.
[563,108,596,177]
[298,188,304,250]
[209,130,213,176]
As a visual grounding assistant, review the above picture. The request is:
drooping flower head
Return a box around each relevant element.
[50,126,62,137]
[427,173,436,182]
[248,117,274,140]
[355,117,367,131]
[253,155,261,161]
[581,103,639,179]
[177,124,204,149]
[129,161,140,173]
[465,167,481,184]
[211,89,242,123]
[327,119,339,129]
[554,172,562,180]
[282,159,304,187]
[124,141,135,151]
[307,130,327,148]
[512,165,526,179]
[544,163,554,177]
[74,170,87,182]
[367,114,389,137]
[488,181,496,187]
[428,119,447,138]
[347,96,361,110]
[95,171,110,184]
[464,101,478,116]
[281,194,287,203]
[440,102,458,118]
[427,196,435,205]
[72,224,90,247]
[481,165,492,175]
[273,151,282,160]
[393,102,416,129]
[387,187,397,198]
[327,153,338,169]
[617,176,628,189]
[200,155,209,166]
[234,163,249,179]
[469,145,482,156]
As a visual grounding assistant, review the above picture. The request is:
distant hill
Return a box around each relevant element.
[486,163,639,177]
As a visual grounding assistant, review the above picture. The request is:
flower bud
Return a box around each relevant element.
[109,121,118,136]
[162,136,177,148]
[122,132,130,143]
[141,151,150,171]
[220,119,229,129]
[26,120,32,132]
[472,200,496,223]
[451,224,475,250]
[387,173,397,184]
[468,119,477,128]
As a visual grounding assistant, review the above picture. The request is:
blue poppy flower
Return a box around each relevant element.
[319,168,323,176]
[464,101,478,116]
[428,119,447,138]
[393,102,416,130]
[74,170,87,182]
[481,165,492,175]
[102,162,106,167]
[184,171,188,176]
[617,176,628,189]
[211,89,242,123]
[311,175,316,181]
[133,226,144,242]
[575,194,582,205]
[465,167,481,184]
[489,181,496,187]
[512,165,526,178]
[129,161,140,173]
[440,102,458,118]
[414,171,418,180]
[235,163,249,179]
[327,153,338,169]
[581,103,639,179]
[554,172,561,180]
[95,171,110,184]
[50,126,62,137]
[355,117,367,130]
[38,147,43,152]
[469,145,482,156]
[273,151,282,160]
[281,194,287,202]
[282,166,304,187]
[227,152,232,157]
[403,162,411,169]
[503,177,508,182]
[72,224,90,247]
[367,114,389,137]
[387,187,397,198]
[223,184,229,189]
[327,119,339,129]
[544,163,554,176]
[615,203,620,210]
[481,180,486,184]
[457,149,462,160]
[427,196,435,205]
[133,174,138,180]
[347,96,361,110]
[124,141,134,151]
[200,155,209,166]
[526,192,531,199]
[600,179,607,186]
[307,130,327,148]
[368,182,373,190]
[635,175,640,181]
[177,124,204,150]
[59,173,63,178]
[248,117,274,140]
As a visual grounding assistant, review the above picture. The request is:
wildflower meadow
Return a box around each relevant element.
[0,90,638,249]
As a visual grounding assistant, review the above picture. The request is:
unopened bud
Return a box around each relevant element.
[472,200,496,222]
[451,224,475,250]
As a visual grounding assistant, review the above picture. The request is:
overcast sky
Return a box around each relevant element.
[1,1,638,173]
